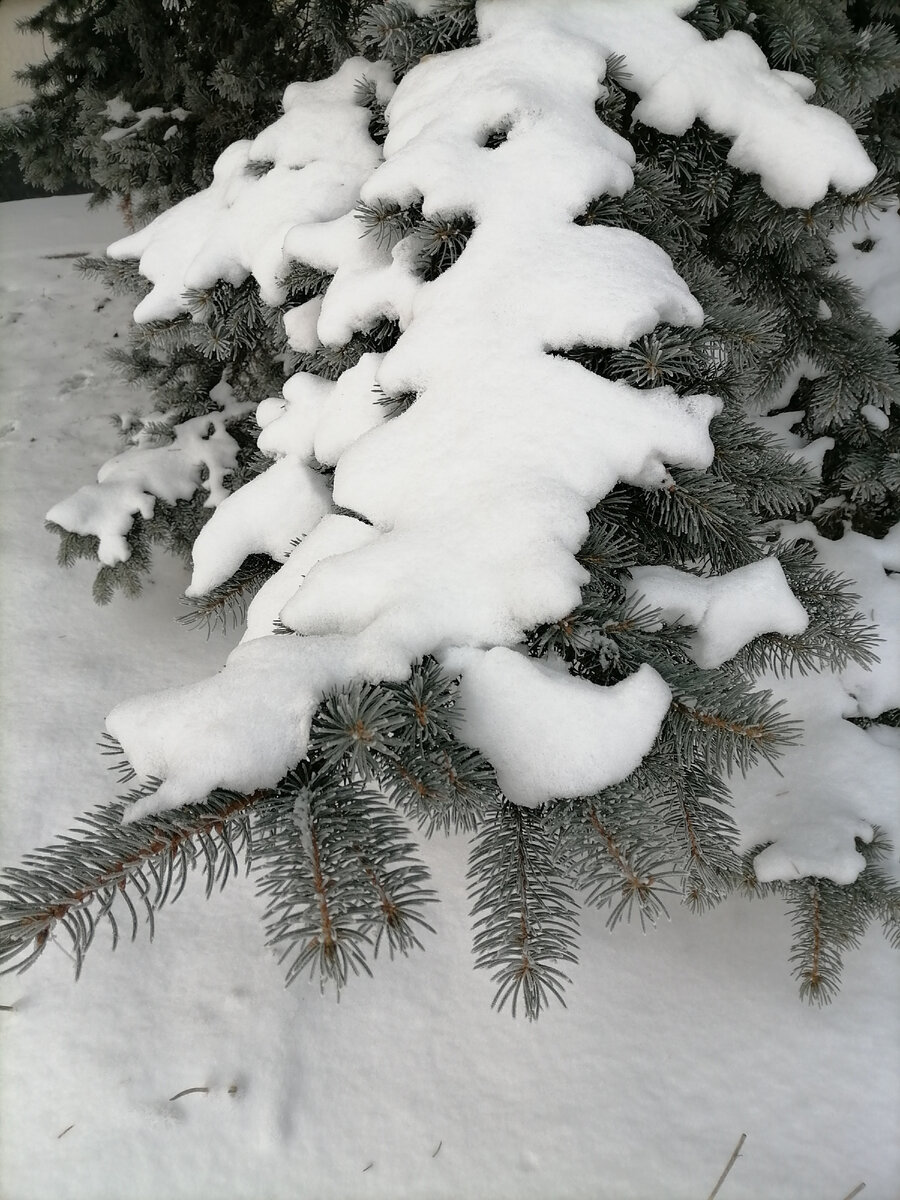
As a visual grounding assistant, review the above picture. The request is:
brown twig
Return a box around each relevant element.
[56,1124,75,1139]
[840,1185,865,1200]
[168,1086,209,1102]
[706,1133,746,1200]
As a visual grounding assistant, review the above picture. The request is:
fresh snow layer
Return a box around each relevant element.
[3,195,899,1200]
[46,386,250,565]
[187,456,331,597]
[107,59,394,321]
[474,0,874,208]
[242,515,380,644]
[831,199,900,336]
[444,648,671,807]
[627,558,809,669]
[729,522,900,885]
[108,6,737,816]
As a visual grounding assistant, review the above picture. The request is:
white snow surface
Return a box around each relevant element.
[100,98,188,143]
[444,648,671,807]
[107,58,392,320]
[2,195,899,1200]
[242,514,380,643]
[187,455,332,597]
[109,6,741,817]
[99,0,881,820]
[831,198,900,336]
[627,558,809,669]
[473,0,874,208]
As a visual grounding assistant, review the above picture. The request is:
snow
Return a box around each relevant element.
[627,558,809,669]
[242,514,380,644]
[100,98,191,143]
[187,456,332,597]
[50,0,883,843]
[831,199,900,336]
[106,7,730,813]
[46,387,250,566]
[256,355,388,467]
[443,648,671,807]
[107,59,391,320]
[1,193,899,1200]
[752,409,834,479]
[474,1,875,208]
[728,522,900,885]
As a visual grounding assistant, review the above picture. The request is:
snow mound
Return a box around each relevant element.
[444,648,671,808]
[107,60,393,321]
[628,559,809,669]
[730,522,900,885]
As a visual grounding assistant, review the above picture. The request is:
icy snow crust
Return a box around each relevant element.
[104,3,878,827]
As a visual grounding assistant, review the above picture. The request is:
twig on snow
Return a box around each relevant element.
[706,1133,747,1200]
[168,1086,209,1102]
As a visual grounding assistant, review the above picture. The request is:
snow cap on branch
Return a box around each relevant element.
[107,0,875,819]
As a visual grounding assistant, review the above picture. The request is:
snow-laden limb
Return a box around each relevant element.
[100,97,189,144]
[256,354,388,467]
[107,59,395,322]
[731,522,900,885]
[242,515,380,644]
[627,559,809,670]
[107,2,877,821]
[476,0,875,208]
[46,382,251,566]
[187,457,332,597]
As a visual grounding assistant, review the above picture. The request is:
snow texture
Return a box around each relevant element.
[831,199,900,336]
[242,515,380,644]
[187,457,331,597]
[108,4,736,816]
[104,3,877,826]
[474,0,875,208]
[100,98,188,143]
[46,381,250,565]
[729,521,900,885]
[444,648,671,807]
[106,59,394,320]
[627,558,809,669]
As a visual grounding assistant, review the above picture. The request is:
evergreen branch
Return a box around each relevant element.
[253,768,436,992]
[733,540,880,677]
[662,668,802,773]
[546,772,680,931]
[0,790,268,979]
[779,830,900,1004]
[177,553,280,634]
[468,803,580,1019]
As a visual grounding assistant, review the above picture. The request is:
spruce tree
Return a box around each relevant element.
[3,0,899,1018]
[17,0,369,604]
[1,0,365,222]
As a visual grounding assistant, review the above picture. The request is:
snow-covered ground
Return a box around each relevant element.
[0,196,898,1200]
